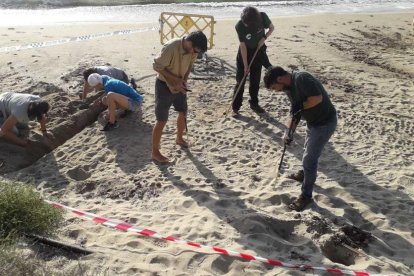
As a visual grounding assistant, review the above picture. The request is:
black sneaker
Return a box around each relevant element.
[101,121,119,131]
[250,104,265,114]
[287,170,304,182]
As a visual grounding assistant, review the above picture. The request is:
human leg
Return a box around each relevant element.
[0,116,19,135]
[106,92,130,123]
[152,120,169,162]
[176,112,188,147]
[0,116,26,146]
[152,79,174,162]
[232,49,246,112]
[248,57,264,113]
[130,78,137,90]
[301,117,337,199]
[173,92,188,147]
[258,45,272,69]
[121,71,129,84]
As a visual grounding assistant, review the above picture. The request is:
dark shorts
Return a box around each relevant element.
[155,78,187,121]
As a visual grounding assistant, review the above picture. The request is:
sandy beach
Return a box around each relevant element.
[1,11,414,275]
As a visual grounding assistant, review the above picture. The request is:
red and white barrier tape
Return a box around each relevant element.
[46,200,373,276]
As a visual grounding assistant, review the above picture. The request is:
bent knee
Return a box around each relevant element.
[107,92,117,99]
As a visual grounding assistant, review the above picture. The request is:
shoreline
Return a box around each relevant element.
[0,9,413,27]
[0,4,413,26]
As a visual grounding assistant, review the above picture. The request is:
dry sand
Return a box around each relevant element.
[1,12,414,275]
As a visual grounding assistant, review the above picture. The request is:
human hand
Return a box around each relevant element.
[244,67,250,76]
[174,78,186,92]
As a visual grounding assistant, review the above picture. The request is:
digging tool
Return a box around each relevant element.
[223,46,261,117]
[274,111,301,179]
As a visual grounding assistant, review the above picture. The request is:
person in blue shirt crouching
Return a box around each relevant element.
[87,73,143,131]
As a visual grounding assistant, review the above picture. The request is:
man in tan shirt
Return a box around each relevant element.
[152,31,208,163]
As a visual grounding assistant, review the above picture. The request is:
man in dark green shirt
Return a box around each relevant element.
[264,66,337,211]
[232,6,274,116]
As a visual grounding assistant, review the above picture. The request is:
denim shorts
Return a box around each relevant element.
[155,78,187,121]
[128,99,141,112]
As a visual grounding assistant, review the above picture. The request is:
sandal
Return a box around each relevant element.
[288,195,312,212]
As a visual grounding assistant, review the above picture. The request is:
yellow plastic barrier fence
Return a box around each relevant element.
[159,12,216,50]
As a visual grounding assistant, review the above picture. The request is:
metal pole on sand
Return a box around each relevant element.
[184,88,192,146]
[271,111,301,184]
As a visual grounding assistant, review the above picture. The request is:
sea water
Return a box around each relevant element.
[0,0,413,26]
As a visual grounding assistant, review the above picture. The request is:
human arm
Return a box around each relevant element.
[297,73,323,109]
[82,81,92,100]
[38,114,49,137]
[239,42,249,75]
[182,58,196,92]
[259,23,275,48]
[153,44,187,92]
[0,115,29,146]
[283,107,302,145]
[283,94,321,145]
[265,23,275,40]
[156,67,186,92]
[303,95,322,109]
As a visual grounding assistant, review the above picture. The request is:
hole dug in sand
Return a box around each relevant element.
[321,225,373,266]
[0,81,104,173]
[66,166,91,181]
[321,234,357,266]
[302,215,372,266]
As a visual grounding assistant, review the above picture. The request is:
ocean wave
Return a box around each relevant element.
[0,0,412,26]
[0,0,397,9]
[1,0,264,9]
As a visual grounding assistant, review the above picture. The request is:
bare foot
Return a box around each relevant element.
[151,150,170,164]
[176,138,189,148]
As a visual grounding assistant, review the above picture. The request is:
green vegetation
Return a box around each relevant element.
[0,244,46,276]
[0,181,63,240]
[0,180,67,275]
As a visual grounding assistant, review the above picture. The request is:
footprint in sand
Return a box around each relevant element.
[66,166,91,181]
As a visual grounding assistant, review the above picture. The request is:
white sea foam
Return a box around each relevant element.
[0,0,413,26]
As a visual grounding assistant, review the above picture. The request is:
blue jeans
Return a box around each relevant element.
[301,115,337,198]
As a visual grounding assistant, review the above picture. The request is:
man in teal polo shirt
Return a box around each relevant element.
[87,73,143,131]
